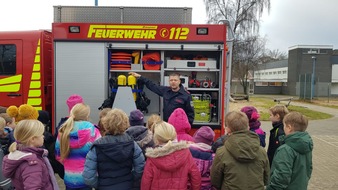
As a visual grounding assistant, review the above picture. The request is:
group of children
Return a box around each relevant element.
[0,94,313,190]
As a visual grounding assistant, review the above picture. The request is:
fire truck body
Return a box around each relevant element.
[0,30,52,113]
[0,6,230,137]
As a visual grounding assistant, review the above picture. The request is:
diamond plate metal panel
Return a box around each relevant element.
[54,6,192,24]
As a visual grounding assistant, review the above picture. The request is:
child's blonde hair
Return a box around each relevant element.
[224,111,249,132]
[101,108,129,135]
[269,105,289,121]
[59,103,90,161]
[9,120,45,152]
[146,114,162,132]
[98,108,112,136]
[153,121,177,145]
[283,112,308,132]
[0,113,12,124]
[0,117,6,138]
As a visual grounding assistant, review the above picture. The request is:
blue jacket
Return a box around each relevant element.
[83,133,145,190]
[139,76,194,125]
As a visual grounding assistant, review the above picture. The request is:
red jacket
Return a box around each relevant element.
[141,141,201,190]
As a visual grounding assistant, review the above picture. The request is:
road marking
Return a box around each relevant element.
[312,135,338,148]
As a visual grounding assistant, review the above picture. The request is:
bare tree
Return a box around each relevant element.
[232,35,265,94]
[204,0,270,37]
[204,0,271,94]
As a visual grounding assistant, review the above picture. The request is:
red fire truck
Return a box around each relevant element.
[0,6,232,137]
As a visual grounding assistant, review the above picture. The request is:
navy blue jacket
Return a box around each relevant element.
[83,134,145,190]
[139,76,194,125]
[267,121,285,167]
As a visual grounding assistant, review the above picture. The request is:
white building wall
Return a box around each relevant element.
[331,65,338,95]
[332,65,338,82]
[254,67,288,82]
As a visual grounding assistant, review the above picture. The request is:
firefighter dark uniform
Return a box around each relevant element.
[138,76,194,125]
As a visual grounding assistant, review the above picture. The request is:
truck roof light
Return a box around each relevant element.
[69,26,80,33]
[197,28,208,35]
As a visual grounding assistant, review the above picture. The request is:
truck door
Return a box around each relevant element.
[0,40,23,107]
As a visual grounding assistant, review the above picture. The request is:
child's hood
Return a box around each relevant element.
[284,131,313,154]
[168,108,191,134]
[225,130,261,162]
[2,148,43,178]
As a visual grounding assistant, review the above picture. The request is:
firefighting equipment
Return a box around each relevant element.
[117,75,127,86]
[128,75,137,101]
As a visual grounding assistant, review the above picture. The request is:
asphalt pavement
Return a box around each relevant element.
[261,101,338,190]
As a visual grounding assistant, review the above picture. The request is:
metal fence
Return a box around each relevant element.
[298,73,331,99]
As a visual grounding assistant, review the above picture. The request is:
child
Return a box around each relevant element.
[0,117,10,155]
[2,120,58,190]
[55,103,101,190]
[141,121,201,190]
[168,108,194,142]
[83,108,145,189]
[189,126,215,190]
[6,104,39,149]
[56,94,84,136]
[97,108,112,136]
[240,106,266,147]
[0,117,7,139]
[0,113,15,135]
[267,104,289,166]
[267,112,313,190]
[126,109,154,155]
[211,111,269,190]
[146,114,161,133]
[54,94,84,180]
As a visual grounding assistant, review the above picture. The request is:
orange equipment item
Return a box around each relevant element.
[132,51,140,64]
[142,52,162,70]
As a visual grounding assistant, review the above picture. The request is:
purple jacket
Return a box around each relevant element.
[189,143,214,190]
[2,146,58,190]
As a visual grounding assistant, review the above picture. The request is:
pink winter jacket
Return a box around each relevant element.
[141,141,201,190]
[168,108,194,142]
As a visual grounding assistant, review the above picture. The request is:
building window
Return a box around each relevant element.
[282,70,287,74]
[269,72,272,75]
[273,71,277,74]
[0,44,16,75]
[269,82,282,86]
[255,82,268,86]
[278,71,281,74]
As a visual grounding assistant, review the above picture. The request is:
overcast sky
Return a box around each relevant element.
[1,0,337,53]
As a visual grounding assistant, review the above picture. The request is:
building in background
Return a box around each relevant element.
[252,45,338,97]
[287,45,333,97]
[331,50,338,95]
[253,59,288,94]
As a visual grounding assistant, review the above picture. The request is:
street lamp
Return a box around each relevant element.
[311,56,317,100]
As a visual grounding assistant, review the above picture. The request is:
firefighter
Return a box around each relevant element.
[129,72,194,125]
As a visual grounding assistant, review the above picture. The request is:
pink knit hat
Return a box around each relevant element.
[66,94,84,113]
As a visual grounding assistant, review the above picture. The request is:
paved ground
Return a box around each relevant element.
[56,101,338,189]
[261,101,338,190]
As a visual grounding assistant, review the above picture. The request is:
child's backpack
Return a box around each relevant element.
[0,148,12,189]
